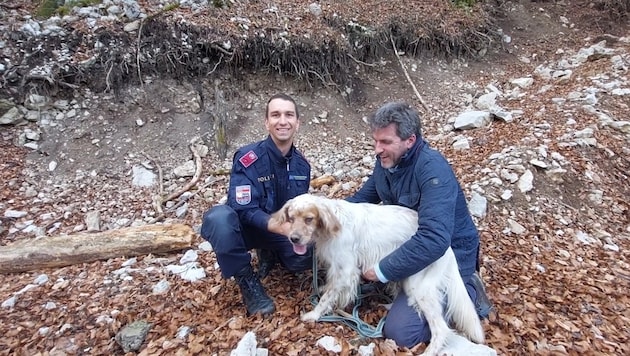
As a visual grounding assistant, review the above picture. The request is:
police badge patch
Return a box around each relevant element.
[235,185,252,205]
[239,150,258,168]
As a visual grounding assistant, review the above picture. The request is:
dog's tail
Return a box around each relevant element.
[444,250,485,344]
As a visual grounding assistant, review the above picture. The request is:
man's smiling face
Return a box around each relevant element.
[372,123,415,169]
[265,98,299,146]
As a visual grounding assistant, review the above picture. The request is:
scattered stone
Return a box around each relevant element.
[454,111,492,130]
[176,326,191,340]
[0,107,24,125]
[34,274,49,285]
[115,320,152,353]
[175,202,189,218]
[85,211,101,232]
[179,249,198,264]
[198,241,213,252]
[468,192,487,219]
[510,77,534,88]
[4,209,27,218]
[517,170,534,193]
[165,262,206,282]
[132,165,156,187]
[507,219,527,235]
[316,336,342,352]
[173,160,196,178]
[308,3,323,17]
[2,296,17,308]
[152,279,170,294]
[452,135,470,150]
[358,343,376,356]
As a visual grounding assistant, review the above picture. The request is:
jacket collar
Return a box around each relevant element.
[265,135,293,162]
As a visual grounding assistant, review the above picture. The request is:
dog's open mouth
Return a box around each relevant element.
[291,243,308,255]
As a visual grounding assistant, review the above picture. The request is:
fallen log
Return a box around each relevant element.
[310,175,336,189]
[0,224,196,274]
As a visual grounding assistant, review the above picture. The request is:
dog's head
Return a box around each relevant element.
[270,194,341,255]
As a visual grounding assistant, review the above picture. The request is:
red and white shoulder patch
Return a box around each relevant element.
[239,150,258,168]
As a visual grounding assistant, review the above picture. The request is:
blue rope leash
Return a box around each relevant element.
[309,254,388,338]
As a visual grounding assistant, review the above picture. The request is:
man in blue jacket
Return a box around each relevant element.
[347,102,493,347]
[200,93,312,316]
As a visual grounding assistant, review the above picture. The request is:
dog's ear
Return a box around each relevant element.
[315,203,341,237]
[270,201,289,225]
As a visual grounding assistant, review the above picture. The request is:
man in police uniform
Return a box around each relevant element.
[200,93,312,316]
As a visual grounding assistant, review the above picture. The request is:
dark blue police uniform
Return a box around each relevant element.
[200,136,312,278]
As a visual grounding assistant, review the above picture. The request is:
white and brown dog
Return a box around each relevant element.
[270,193,484,355]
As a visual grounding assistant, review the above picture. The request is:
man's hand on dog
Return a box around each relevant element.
[268,218,292,236]
[362,268,379,282]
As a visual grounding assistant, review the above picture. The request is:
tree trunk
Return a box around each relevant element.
[0,224,196,274]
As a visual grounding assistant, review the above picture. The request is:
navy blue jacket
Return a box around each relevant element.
[227,136,311,231]
[347,138,479,281]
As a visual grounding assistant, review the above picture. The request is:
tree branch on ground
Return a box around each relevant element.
[390,33,430,114]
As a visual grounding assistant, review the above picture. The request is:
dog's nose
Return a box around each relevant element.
[290,236,300,244]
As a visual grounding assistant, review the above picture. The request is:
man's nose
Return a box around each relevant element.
[278,114,289,124]
[374,142,384,154]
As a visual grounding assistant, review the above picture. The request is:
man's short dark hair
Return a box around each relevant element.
[368,102,422,139]
[266,93,299,119]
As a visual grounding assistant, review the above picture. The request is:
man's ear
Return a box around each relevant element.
[407,133,417,148]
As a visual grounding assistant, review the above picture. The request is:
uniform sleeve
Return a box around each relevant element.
[378,160,458,282]
[345,175,381,203]
[227,154,271,231]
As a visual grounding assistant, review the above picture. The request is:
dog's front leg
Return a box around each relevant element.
[302,264,360,322]
[301,285,337,322]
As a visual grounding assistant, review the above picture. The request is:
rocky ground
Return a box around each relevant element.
[1,0,629,355]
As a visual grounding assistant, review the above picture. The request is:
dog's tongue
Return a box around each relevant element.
[293,244,308,255]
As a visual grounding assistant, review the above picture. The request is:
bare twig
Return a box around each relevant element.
[136,20,145,90]
[147,176,220,224]
[142,151,165,215]
[389,34,430,114]
[347,53,379,67]
[25,74,54,84]
[163,139,203,203]
[58,81,80,89]
[212,316,235,333]
[206,54,224,75]
[105,61,114,92]
[211,43,234,57]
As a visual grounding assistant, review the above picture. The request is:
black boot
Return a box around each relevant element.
[470,271,494,319]
[234,265,275,316]
[256,249,278,279]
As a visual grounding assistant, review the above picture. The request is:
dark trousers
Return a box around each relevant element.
[200,204,312,278]
[382,275,478,347]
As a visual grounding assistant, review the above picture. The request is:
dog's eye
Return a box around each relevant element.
[304,217,314,224]
[288,217,294,223]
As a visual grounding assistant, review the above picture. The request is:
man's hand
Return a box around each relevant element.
[267,219,291,236]
[362,267,379,282]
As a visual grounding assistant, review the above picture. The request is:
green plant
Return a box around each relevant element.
[452,0,476,9]
[212,0,230,9]
[35,0,102,19]
[35,0,63,19]
[163,2,180,12]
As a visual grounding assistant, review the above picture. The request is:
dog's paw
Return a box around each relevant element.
[301,311,321,322]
